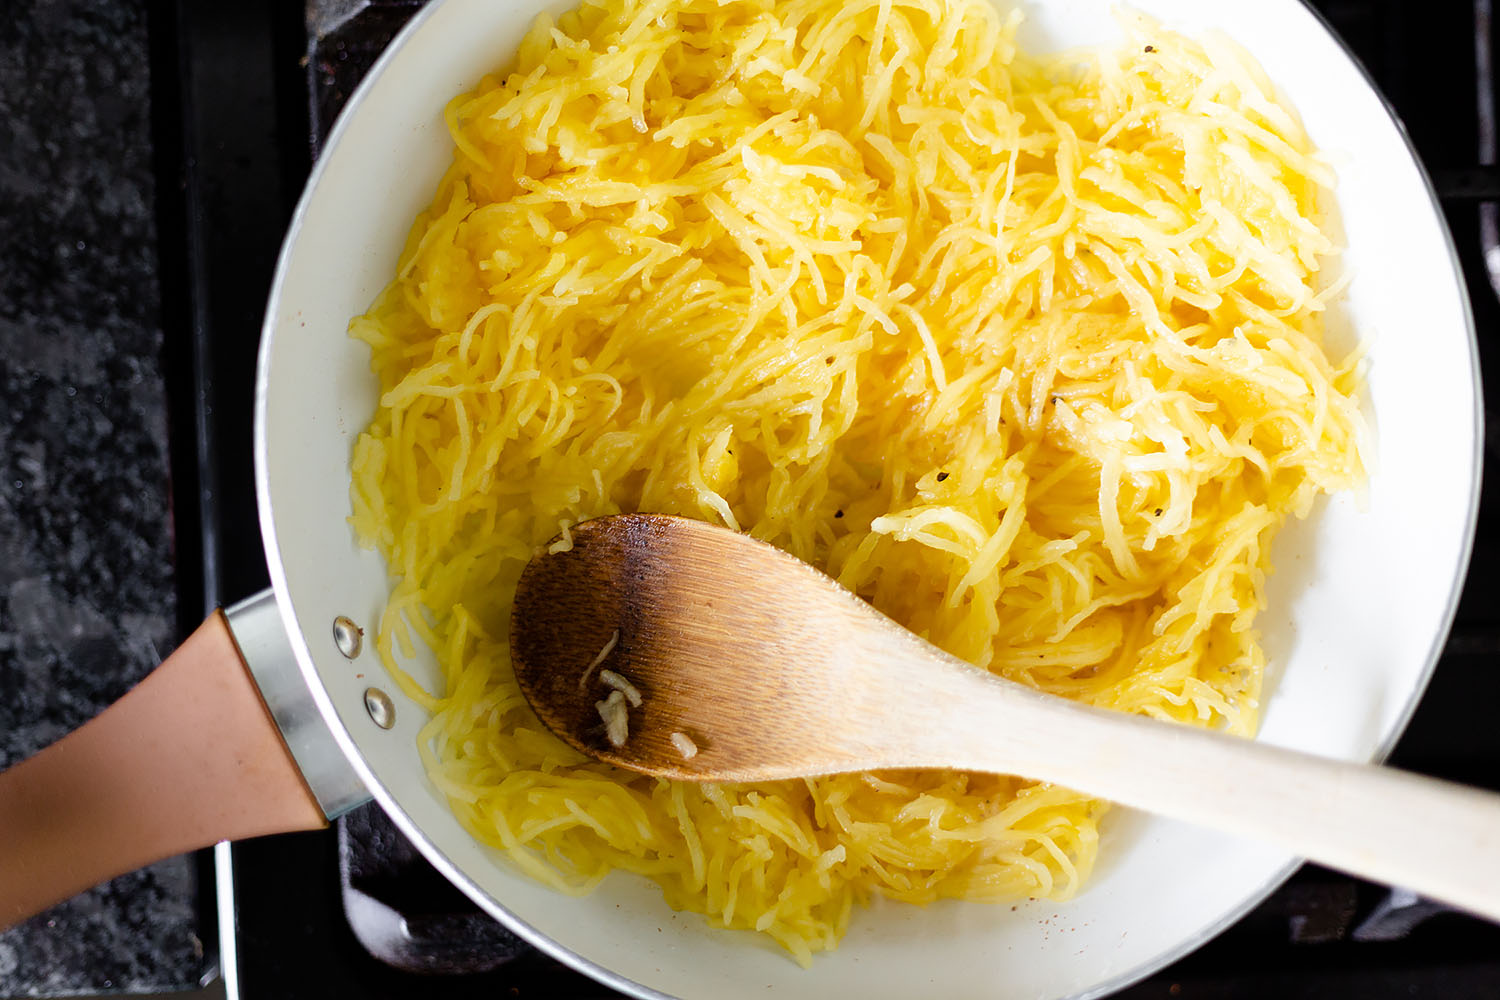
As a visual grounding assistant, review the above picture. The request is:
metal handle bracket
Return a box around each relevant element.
[225,589,371,820]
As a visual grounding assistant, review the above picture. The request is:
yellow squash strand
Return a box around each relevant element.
[349,0,1365,965]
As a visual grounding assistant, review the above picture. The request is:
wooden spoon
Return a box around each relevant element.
[511,513,1500,922]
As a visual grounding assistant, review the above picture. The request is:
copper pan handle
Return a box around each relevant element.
[0,593,369,931]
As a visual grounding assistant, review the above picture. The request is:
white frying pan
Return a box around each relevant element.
[0,0,1481,997]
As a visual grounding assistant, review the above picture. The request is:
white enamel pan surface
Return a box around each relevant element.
[255,1,1482,997]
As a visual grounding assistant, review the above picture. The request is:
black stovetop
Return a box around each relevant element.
[160,1,1500,997]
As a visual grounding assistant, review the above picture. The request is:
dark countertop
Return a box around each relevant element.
[0,0,207,993]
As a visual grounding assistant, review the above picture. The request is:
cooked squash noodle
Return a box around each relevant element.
[349,0,1365,964]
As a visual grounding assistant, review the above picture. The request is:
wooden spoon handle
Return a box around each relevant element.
[0,612,327,931]
[920,664,1500,922]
